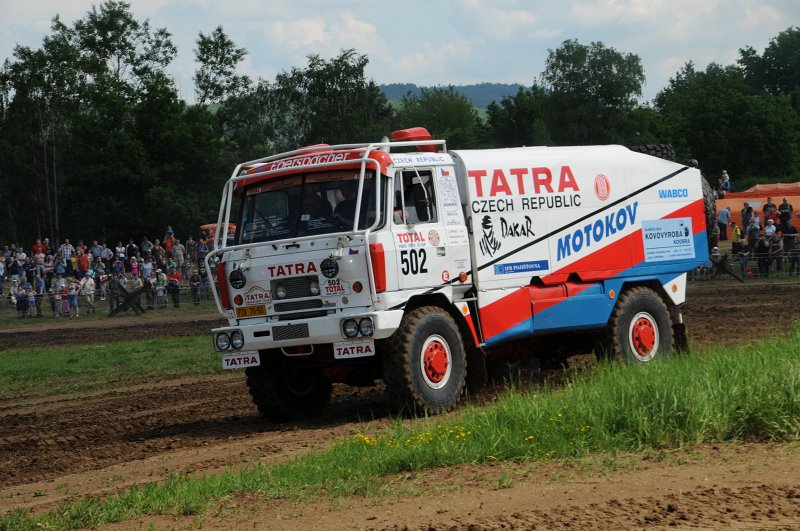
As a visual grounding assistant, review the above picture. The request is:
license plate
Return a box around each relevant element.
[222,351,260,370]
[333,339,375,359]
[236,305,266,319]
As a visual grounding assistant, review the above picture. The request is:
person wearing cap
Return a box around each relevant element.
[79,271,96,314]
[765,218,777,238]
[720,170,731,194]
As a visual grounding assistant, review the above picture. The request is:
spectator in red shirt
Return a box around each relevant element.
[31,239,46,256]
[167,266,182,307]
[76,249,91,278]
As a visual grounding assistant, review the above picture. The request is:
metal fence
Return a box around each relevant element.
[689,252,800,281]
[0,283,218,321]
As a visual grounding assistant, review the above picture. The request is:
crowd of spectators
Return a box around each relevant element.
[711,196,800,279]
[1,227,214,319]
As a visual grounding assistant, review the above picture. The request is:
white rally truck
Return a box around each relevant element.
[206,127,709,421]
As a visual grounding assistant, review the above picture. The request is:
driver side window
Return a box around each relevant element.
[393,169,437,225]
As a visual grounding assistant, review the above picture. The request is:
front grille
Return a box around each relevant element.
[274,299,323,313]
[273,323,310,341]
[271,275,317,300]
[271,274,327,321]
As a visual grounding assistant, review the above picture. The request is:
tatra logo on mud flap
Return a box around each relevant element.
[222,351,260,369]
[244,286,271,305]
[333,340,375,359]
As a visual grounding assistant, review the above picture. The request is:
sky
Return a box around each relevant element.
[1,0,798,104]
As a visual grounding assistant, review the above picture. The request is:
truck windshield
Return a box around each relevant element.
[237,170,383,244]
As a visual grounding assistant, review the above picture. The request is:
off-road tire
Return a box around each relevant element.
[628,143,676,162]
[701,175,717,248]
[597,287,673,363]
[629,143,716,246]
[382,306,467,415]
[245,353,332,423]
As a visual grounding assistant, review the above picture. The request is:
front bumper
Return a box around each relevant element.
[211,309,405,354]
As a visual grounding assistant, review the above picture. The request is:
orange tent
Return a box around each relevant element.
[725,182,800,198]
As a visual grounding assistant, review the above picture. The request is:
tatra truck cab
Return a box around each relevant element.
[206,128,708,421]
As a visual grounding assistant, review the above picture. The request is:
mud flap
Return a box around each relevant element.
[466,347,487,390]
[673,322,689,352]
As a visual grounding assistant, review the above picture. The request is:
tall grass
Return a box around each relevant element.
[2,330,799,529]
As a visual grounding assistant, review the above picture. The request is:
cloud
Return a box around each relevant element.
[448,0,556,41]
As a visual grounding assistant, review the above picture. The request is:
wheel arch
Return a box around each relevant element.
[403,292,479,350]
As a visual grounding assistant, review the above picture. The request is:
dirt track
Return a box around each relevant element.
[1,281,799,529]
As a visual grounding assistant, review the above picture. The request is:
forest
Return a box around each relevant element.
[1,1,798,245]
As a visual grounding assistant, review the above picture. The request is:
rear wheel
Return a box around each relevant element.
[383,306,466,414]
[598,287,673,363]
[245,353,332,422]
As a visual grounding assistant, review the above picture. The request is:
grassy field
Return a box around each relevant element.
[1,328,798,529]
[0,295,219,329]
[0,336,221,399]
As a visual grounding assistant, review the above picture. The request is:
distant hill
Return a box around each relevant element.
[380,82,525,109]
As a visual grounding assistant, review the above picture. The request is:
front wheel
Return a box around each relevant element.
[598,287,673,363]
[383,306,467,415]
[245,353,332,423]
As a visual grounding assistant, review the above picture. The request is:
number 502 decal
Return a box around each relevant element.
[400,249,428,275]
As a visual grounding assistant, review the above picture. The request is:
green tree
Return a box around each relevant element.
[394,86,484,148]
[272,49,392,148]
[194,26,250,105]
[0,0,226,245]
[739,26,800,109]
[655,62,800,181]
[217,79,282,162]
[486,86,552,147]
[0,16,81,242]
[540,39,647,145]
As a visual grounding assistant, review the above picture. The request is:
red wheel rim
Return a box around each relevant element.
[631,316,656,356]
[423,340,449,384]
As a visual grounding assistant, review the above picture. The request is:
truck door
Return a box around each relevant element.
[392,168,457,291]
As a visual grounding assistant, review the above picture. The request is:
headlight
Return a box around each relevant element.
[231,330,244,349]
[276,285,287,299]
[358,317,374,337]
[215,333,231,351]
[309,281,320,295]
[342,319,359,338]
